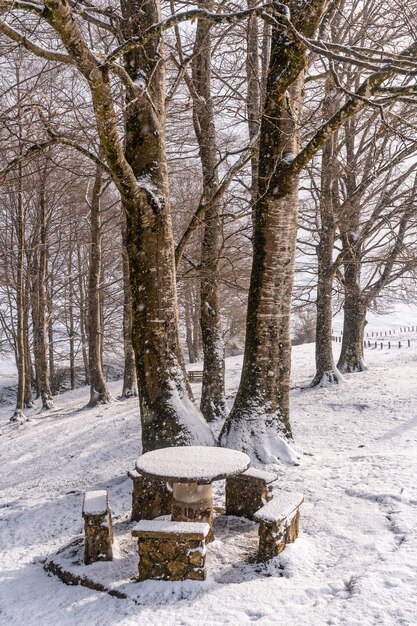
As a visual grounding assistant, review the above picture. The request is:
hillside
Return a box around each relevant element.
[1,342,416,626]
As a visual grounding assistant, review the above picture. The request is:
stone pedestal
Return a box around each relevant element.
[128,470,172,521]
[132,520,210,581]
[82,491,113,565]
[171,482,214,542]
[225,469,276,519]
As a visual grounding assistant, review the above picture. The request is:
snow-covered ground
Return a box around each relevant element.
[1,341,417,625]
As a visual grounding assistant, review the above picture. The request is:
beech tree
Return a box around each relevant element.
[220,0,417,462]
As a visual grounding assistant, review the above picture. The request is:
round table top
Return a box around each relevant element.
[135,446,251,484]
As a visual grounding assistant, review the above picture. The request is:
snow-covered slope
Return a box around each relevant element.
[1,343,416,626]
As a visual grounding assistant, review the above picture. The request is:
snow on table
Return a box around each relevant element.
[136,446,250,483]
[82,490,108,516]
[132,520,210,537]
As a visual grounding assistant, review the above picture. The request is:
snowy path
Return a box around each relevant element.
[1,344,416,625]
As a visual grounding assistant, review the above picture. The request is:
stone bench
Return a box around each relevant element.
[128,469,172,522]
[82,490,113,565]
[132,520,210,581]
[253,492,304,562]
[225,467,278,520]
[188,370,203,382]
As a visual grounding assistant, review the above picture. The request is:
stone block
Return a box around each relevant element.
[132,520,209,582]
[254,493,303,562]
[225,469,276,520]
[128,470,172,522]
[82,490,113,565]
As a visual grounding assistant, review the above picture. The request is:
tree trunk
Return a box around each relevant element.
[120,0,215,450]
[67,244,75,391]
[121,220,138,398]
[220,73,304,462]
[184,283,199,363]
[11,162,26,422]
[246,0,260,209]
[23,274,33,408]
[337,255,367,373]
[192,3,227,422]
[337,117,367,373]
[311,81,342,386]
[32,168,54,409]
[87,164,111,407]
[47,271,55,386]
[77,242,90,385]
[220,1,327,463]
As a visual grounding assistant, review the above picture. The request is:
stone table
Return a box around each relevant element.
[136,446,250,540]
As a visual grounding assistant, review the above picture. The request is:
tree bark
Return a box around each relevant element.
[191,3,227,422]
[87,163,111,407]
[220,1,327,463]
[121,219,138,398]
[246,0,260,209]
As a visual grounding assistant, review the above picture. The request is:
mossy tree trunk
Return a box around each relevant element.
[116,0,215,449]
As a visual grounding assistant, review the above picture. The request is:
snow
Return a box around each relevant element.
[133,70,147,91]
[136,175,163,212]
[135,446,250,483]
[253,492,304,524]
[132,520,210,537]
[1,340,417,625]
[83,490,108,516]
[164,377,216,447]
[241,467,278,483]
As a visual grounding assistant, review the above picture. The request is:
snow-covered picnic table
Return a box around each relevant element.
[136,446,250,540]
[136,445,250,484]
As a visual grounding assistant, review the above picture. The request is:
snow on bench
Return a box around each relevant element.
[82,490,108,516]
[132,520,210,582]
[254,492,304,562]
[82,490,113,565]
[253,492,304,525]
[241,467,278,484]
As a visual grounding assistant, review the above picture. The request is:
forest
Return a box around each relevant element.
[1,0,416,463]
